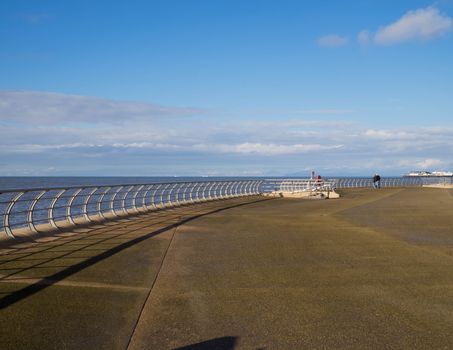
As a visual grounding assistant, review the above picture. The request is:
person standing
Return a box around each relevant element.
[373,173,381,189]
[315,174,322,188]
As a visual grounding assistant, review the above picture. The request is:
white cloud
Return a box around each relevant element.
[0,90,203,124]
[317,34,349,47]
[111,142,182,150]
[364,129,416,140]
[193,143,344,155]
[2,140,344,156]
[294,109,354,115]
[374,7,453,45]
[398,158,448,170]
[9,143,102,153]
[2,89,453,176]
[415,158,447,169]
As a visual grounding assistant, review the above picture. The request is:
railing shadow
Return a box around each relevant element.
[173,337,266,350]
[0,197,271,309]
[174,336,238,350]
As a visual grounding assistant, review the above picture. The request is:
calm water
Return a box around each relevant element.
[0,176,269,191]
[0,175,429,192]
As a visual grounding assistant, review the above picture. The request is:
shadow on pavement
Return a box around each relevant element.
[174,336,238,350]
[0,198,270,310]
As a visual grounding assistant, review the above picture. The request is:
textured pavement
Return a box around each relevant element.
[2,188,453,349]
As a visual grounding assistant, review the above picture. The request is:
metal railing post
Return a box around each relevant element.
[200,182,208,202]
[97,187,111,219]
[166,183,176,207]
[212,182,220,200]
[148,184,162,210]
[227,182,234,198]
[67,188,83,225]
[140,185,153,212]
[207,182,216,200]
[48,189,66,230]
[27,190,46,233]
[110,186,124,217]
[219,181,228,199]
[240,181,246,196]
[3,191,25,238]
[83,187,99,223]
[131,185,145,213]
[181,182,191,204]
[193,182,203,202]
[120,186,135,215]
[159,184,171,208]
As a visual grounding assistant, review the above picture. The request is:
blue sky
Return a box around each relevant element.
[1,0,453,176]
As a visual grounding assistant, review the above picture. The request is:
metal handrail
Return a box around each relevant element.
[330,177,425,188]
[0,179,259,194]
[262,176,436,192]
[264,179,336,193]
[3,176,441,239]
[0,180,263,239]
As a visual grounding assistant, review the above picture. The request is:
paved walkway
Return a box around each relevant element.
[2,188,453,349]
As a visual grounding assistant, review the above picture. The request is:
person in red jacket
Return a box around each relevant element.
[315,174,322,188]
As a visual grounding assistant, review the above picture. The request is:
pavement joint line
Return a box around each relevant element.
[125,225,179,350]
[123,198,271,349]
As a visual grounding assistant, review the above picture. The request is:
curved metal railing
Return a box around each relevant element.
[2,176,449,239]
[0,180,263,239]
[331,177,423,188]
[262,179,336,193]
[261,176,434,191]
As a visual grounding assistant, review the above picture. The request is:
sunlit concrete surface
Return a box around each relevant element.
[2,188,453,349]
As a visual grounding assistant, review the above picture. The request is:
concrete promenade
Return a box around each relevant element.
[2,188,453,349]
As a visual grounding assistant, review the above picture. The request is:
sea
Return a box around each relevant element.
[0,176,271,191]
[0,175,412,192]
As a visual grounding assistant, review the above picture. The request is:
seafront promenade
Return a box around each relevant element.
[2,187,453,349]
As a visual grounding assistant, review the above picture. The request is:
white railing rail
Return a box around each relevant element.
[261,176,447,192]
[0,180,263,239]
[263,179,336,193]
[331,177,425,188]
[3,176,449,239]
